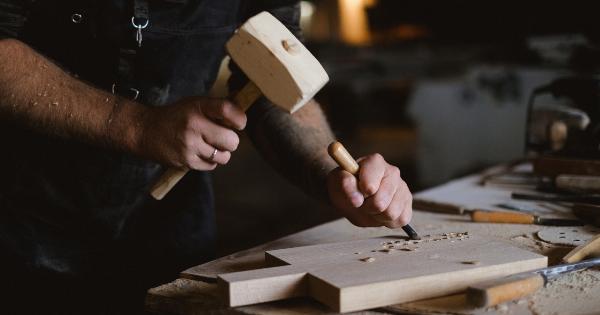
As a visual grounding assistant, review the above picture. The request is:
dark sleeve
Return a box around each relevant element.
[227,0,302,92]
[0,0,27,39]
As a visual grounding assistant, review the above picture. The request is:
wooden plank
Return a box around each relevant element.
[217,234,547,312]
[219,265,308,307]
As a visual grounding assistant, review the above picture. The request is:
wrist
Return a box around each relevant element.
[106,96,149,156]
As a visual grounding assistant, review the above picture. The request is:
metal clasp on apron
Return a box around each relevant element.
[112,83,140,100]
[131,16,149,47]
[132,0,150,47]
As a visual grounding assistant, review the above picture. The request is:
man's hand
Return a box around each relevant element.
[138,97,246,170]
[327,154,413,228]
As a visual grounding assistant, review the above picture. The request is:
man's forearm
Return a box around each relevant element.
[246,99,337,202]
[0,39,145,153]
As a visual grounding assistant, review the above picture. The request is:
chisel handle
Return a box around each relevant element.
[150,82,262,200]
[466,273,545,307]
[470,210,536,224]
[328,141,420,240]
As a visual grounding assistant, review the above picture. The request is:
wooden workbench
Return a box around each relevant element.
[146,168,600,315]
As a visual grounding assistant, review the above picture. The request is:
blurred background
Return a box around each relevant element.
[212,0,600,256]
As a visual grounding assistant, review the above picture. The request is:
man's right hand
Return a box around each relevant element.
[138,97,247,170]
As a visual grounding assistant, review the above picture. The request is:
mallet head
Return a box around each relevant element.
[226,11,329,113]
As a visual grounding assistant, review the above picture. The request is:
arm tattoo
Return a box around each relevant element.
[246,98,337,202]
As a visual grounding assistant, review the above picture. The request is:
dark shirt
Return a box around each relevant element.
[0,0,300,312]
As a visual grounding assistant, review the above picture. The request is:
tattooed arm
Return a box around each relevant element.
[245,99,337,201]
[237,1,414,227]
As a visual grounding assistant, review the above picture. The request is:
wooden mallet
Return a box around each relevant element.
[150,11,329,200]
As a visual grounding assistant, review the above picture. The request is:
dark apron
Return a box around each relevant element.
[0,0,243,311]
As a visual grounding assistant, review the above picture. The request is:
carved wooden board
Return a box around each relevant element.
[217,233,547,312]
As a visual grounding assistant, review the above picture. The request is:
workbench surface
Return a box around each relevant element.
[146,168,600,315]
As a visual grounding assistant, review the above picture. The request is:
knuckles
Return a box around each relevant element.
[360,182,378,196]
[371,196,389,213]
[365,153,384,164]
[340,173,357,194]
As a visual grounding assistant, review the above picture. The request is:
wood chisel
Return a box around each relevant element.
[328,141,420,240]
[512,192,600,204]
[467,257,600,307]
[412,198,582,226]
[469,210,583,226]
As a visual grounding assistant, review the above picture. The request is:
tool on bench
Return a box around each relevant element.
[555,174,600,193]
[512,192,600,204]
[496,202,540,212]
[470,210,583,226]
[572,203,600,226]
[467,230,600,307]
[150,11,329,200]
[328,141,420,240]
[412,198,469,215]
[466,257,600,307]
[412,198,582,226]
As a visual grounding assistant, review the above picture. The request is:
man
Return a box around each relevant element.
[0,0,413,313]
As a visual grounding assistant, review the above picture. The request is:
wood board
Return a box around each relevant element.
[217,233,547,313]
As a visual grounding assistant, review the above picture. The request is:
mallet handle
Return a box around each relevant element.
[150,81,262,200]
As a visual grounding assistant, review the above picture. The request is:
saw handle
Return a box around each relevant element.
[470,210,535,224]
[150,82,262,200]
[466,273,545,307]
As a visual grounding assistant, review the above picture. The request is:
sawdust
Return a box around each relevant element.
[529,269,600,315]
[510,233,574,265]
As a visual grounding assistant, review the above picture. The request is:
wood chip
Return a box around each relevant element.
[361,257,376,263]
[461,260,480,265]
[400,248,417,251]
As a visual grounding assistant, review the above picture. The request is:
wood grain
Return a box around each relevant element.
[563,234,600,263]
[466,273,544,307]
[226,11,329,114]
[218,235,547,312]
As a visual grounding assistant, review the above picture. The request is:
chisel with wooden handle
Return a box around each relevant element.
[328,141,420,240]
[469,210,583,226]
[467,257,600,307]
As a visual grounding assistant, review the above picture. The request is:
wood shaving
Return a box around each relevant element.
[461,260,480,265]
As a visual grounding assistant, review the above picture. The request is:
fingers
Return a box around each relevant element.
[366,167,413,228]
[373,180,413,228]
[201,98,247,131]
[357,154,386,197]
[327,153,414,230]
[197,144,231,166]
[184,109,240,152]
[329,168,364,208]
[362,166,398,215]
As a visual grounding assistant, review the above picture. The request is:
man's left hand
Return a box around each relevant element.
[326,153,413,228]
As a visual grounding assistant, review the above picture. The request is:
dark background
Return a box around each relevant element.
[213,0,600,256]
